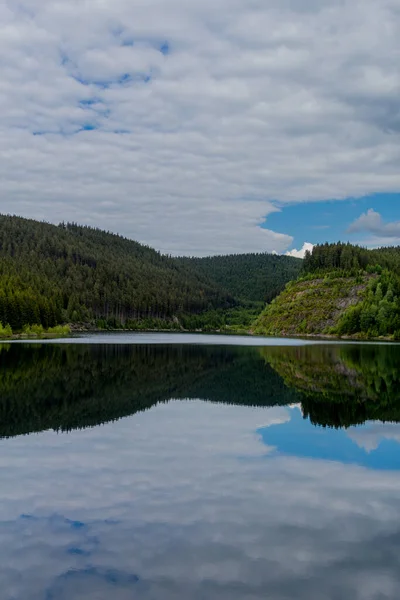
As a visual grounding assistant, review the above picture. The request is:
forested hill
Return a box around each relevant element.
[179,253,302,303]
[0,214,235,330]
[255,242,400,340]
[0,214,301,333]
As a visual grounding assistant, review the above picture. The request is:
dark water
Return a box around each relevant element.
[2,335,400,599]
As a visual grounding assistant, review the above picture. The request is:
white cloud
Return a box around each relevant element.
[347,422,400,453]
[286,242,314,259]
[348,208,400,241]
[1,0,400,254]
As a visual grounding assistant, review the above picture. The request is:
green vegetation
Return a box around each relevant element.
[253,274,370,336]
[333,271,400,338]
[0,214,301,333]
[0,322,13,338]
[1,342,400,438]
[179,305,262,332]
[179,253,302,303]
[22,324,71,337]
[0,322,71,339]
[303,241,400,275]
[5,214,400,338]
[0,214,235,331]
[254,242,400,339]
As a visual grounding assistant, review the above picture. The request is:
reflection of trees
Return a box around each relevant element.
[261,345,400,428]
[2,342,400,438]
[0,344,297,439]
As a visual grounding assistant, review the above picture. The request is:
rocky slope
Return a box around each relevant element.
[252,275,372,337]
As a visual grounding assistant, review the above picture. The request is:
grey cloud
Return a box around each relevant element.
[1,0,400,254]
[348,209,400,239]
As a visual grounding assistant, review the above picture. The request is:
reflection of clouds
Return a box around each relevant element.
[347,422,400,453]
[1,401,400,599]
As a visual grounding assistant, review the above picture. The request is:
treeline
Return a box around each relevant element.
[178,253,302,303]
[0,215,236,331]
[303,242,400,275]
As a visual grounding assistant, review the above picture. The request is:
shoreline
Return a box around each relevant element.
[1,326,398,344]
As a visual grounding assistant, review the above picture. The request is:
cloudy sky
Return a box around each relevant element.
[1,0,400,256]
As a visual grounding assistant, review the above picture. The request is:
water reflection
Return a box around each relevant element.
[1,342,400,437]
[2,341,400,599]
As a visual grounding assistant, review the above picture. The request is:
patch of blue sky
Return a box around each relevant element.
[111,28,170,55]
[159,41,170,56]
[120,38,135,47]
[78,123,98,132]
[72,72,151,89]
[79,98,102,107]
[264,193,400,249]
[258,408,400,471]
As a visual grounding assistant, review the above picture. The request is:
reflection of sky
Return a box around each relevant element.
[11,331,325,346]
[258,408,400,471]
[2,401,400,599]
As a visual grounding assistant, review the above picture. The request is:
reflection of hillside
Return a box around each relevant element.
[261,345,400,428]
[2,343,400,437]
[0,344,297,439]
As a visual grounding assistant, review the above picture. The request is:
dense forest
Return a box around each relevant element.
[178,253,302,303]
[0,214,233,331]
[0,214,300,333]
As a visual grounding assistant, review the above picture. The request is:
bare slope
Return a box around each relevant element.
[253,275,371,336]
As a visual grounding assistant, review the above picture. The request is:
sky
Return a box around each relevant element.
[1,0,400,257]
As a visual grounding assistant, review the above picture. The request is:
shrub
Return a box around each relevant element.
[0,322,13,338]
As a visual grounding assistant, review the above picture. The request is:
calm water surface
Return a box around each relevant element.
[1,334,400,599]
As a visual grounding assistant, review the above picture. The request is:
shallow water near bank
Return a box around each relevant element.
[1,337,400,599]
[9,331,321,345]
[7,330,399,346]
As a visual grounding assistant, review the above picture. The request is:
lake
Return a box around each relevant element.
[1,333,400,599]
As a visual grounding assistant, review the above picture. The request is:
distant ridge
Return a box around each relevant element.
[178,253,302,304]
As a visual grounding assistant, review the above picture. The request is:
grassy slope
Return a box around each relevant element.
[253,275,372,336]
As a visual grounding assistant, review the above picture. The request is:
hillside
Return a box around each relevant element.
[0,214,234,331]
[254,242,400,339]
[0,214,300,333]
[179,253,302,304]
[253,275,370,336]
